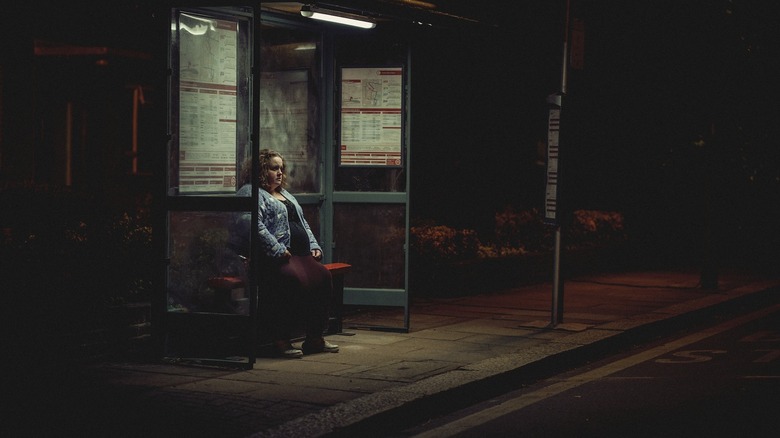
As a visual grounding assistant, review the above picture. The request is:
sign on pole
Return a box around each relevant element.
[544,93,562,225]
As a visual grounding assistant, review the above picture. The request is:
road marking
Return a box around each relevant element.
[654,349,727,363]
[752,349,780,363]
[412,303,780,438]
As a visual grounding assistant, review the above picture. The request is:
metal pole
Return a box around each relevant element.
[132,87,140,175]
[551,0,571,326]
[65,102,72,186]
[561,0,570,94]
[551,226,562,324]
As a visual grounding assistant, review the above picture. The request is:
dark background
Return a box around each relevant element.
[411,0,780,271]
[2,0,779,271]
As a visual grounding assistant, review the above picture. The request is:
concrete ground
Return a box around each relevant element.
[9,269,779,437]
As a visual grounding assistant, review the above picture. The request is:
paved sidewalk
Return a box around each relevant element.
[14,269,780,437]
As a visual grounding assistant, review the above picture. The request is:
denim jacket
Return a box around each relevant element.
[236,184,321,258]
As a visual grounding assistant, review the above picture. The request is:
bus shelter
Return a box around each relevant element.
[159,6,411,368]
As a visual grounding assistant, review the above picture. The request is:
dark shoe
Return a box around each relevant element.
[274,340,303,358]
[301,338,339,354]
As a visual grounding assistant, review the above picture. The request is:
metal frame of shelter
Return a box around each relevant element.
[157,6,411,369]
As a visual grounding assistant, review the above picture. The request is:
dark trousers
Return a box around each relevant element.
[260,255,333,341]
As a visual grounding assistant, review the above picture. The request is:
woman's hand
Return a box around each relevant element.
[283,249,292,259]
[311,249,322,261]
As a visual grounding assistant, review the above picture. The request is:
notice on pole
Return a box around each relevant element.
[177,13,239,193]
[340,67,403,167]
[544,108,561,223]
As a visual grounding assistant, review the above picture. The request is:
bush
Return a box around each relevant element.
[493,206,553,253]
[0,182,154,331]
[566,210,627,249]
[409,224,482,263]
[409,209,629,296]
[410,208,626,262]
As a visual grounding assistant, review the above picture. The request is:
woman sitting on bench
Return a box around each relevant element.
[237,149,339,358]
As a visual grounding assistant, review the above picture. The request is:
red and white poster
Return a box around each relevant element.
[177,13,239,193]
[340,67,403,167]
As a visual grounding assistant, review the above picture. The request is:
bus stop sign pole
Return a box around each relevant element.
[546,0,571,326]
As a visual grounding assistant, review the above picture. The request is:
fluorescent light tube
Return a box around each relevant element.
[301,5,376,29]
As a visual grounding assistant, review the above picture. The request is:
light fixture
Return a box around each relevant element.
[294,43,317,51]
[300,4,376,29]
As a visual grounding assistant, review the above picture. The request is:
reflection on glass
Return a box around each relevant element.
[167,211,251,315]
[335,166,406,192]
[301,204,321,240]
[259,24,321,193]
[169,10,251,196]
[333,204,405,289]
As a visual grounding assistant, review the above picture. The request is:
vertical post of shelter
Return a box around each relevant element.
[65,102,73,186]
[550,0,571,326]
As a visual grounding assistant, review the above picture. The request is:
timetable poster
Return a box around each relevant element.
[340,67,403,167]
[177,13,239,193]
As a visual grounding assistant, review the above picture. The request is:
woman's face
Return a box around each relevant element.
[264,156,284,191]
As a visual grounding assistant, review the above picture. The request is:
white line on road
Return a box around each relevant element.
[412,303,780,438]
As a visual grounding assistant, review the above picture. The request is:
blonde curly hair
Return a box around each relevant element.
[238,149,287,191]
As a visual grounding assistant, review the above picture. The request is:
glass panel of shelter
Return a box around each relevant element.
[258,23,321,195]
[167,210,250,315]
[163,7,255,366]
